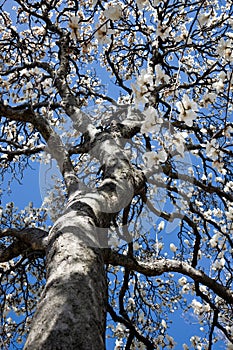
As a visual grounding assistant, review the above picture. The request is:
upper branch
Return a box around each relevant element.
[103,250,233,304]
[0,101,79,194]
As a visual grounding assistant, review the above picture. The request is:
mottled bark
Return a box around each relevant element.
[24,204,107,350]
[22,106,145,349]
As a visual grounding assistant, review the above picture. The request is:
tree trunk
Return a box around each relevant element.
[24,200,107,350]
[24,130,144,349]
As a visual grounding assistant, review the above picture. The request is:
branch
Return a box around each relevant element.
[0,228,48,262]
[0,145,45,157]
[107,304,155,349]
[0,101,79,194]
[103,250,233,304]
[0,102,36,126]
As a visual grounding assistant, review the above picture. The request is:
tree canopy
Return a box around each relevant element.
[0,0,233,349]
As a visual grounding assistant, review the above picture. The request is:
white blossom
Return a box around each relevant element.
[114,339,123,350]
[136,0,149,10]
[155,65,170,85]
[224,181,233,192]
[141,106,160,134]
[199,285,207,294]
[127,298,135,312]
[190,336,202,349]
[114,323,126,338]
[212,257,225,270]
[198,11,211,27]
[143,149,167,167]
[176,94,198,126]
[191,299,203,315]
[172,132,188,157]
[198,11,214,27]
[156,23,171,40]
[69,15,79,30]
[182,284,190,294]
[216,37,233,62]
[201,92,216,107]
[95,24,115,45]
[209,233,221,248]
[131,68,154,106]
[161,319,167,328]
[178,277,187,286]
[169,243,177,253]
[32,26,45,36]
[138,311,145,323]
[166,334,176,349]
[158,221,165,231]
[104,4,122,21]
[205,139,219,160]
[26,81,33,90]
[213,79,224,92]
[226,206,233,220]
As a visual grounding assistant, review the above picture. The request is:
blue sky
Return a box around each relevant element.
[1,1,230,349]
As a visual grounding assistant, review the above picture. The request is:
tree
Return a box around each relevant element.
[0,0,233,349]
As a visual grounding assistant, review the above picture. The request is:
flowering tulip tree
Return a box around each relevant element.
[0,0,233,349]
